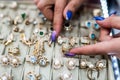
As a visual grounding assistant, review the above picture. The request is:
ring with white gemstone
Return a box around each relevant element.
[26,55,38,64]
[26,71,41,80]
[0,73,13,80]
[96,60,106,70]
[10,56,21,67]
[53,59,63,69]
[0,56,10,66]
[69,37,79,47]
[60,72,72,80]
[87,68,99,80]
[66,58,76,70]
[38,56,49,67]
[62,43,71,53]
[80,59,87,69]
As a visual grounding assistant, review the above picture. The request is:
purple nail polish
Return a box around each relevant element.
[51,31,56,42]
[65,52,76,57]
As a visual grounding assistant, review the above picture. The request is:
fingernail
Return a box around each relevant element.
[66,10,72,20]
[65,52,76,57]
[109,11,117,16]
[94,16,105,21]
[51,31,56,42]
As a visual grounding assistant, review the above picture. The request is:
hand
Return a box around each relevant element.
[34,0,84,36]
[69,15,120,58]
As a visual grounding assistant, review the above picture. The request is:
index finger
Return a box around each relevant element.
[53,0,67,36]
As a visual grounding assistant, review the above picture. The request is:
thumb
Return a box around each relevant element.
[97,15,120,29]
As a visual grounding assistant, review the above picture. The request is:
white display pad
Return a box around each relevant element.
[0,1,115,80]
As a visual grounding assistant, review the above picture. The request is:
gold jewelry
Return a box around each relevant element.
[0,28,4,43]
[62,43,71,53]
[57,36,67,45]
[85,21,91,28]
[26,71,41,80]
[3,33,14,46]
[80,37,90,45]
[69,37,79,47]
[66,58,76,70]
[13,26,19,32]
[10,56,21,67]
[14,16,19,25]
[80,59,87,69]
[60,71,72,80]
[57,36,64,45]
[0,73,13,80]
[26,55,38,64]
[64,22,72,31]
[87,68,99,80]
[8,46,20,56]
[20,33,33,47]
[0,55,10,66]
[53,59,63,69]
[96,60,106,70]
[25,19,30,25]
[39,30,46,38]
[38,55,49,67]
[39,40,45,54]
[33,41,39,55]
[89,32,96,40]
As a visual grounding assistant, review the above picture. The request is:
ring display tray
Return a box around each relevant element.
[0,1,115,80]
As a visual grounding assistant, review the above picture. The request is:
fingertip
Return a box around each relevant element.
[63,8,73,20]
[34,0,39,5]
[69,47,81,54]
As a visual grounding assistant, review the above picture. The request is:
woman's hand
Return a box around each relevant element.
[69,15,120,58]
[34,0,84,36]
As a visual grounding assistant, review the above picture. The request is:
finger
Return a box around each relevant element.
[97,15,120,29]
[53,0,67,36]
[63,0,84,20]
[37,1,54,20]
[99,27,112,41]
[34,0,39,5]
[70,38,120,55]
[113,32,120,38]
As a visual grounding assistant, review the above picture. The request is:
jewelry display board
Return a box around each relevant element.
[0,1,115,80]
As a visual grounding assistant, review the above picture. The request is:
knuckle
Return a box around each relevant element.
[37,2,45,11]
[55,7,62,14]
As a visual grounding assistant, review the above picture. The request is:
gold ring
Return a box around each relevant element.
[87,68,99,80]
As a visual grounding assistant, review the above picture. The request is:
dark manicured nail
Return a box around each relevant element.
[109,11,117,16]
[66,10,72,20]
[94,16,105,21]
[65,52,76,57]
[51,31,56,42]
